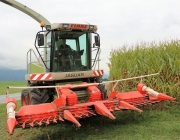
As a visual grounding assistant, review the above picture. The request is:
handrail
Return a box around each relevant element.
[92,48,101,70]
[27,48,44,74]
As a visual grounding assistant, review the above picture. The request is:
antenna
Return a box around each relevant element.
[84,21,90,25]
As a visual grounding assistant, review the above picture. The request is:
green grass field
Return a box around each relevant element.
[0,101,180,140]
[0,81,26,95]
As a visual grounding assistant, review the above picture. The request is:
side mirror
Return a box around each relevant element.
[94,35,100,47]
[37,34,44,46]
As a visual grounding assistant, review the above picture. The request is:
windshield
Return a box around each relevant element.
[46,31,92,72]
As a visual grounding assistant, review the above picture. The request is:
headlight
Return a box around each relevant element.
[89,25,94,29]
[45,25,51,30]
[63,24,69,28]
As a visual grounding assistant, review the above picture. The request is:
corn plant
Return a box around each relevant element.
[109,39,180,100]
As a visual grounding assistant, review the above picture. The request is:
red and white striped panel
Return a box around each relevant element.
[30,73,52,81]
[93,70,104,76]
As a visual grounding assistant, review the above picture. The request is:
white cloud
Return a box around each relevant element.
[0,0,180,74]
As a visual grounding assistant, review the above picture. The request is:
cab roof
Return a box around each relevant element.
[49,23,98,32]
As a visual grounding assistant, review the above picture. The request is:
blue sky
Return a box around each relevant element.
[0,0,180,74]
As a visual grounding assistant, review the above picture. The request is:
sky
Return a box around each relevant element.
[0,0,180,74]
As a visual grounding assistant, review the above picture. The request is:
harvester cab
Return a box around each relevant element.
[23,22,106,106]
[27,22,102,80]
[1,0,176,135]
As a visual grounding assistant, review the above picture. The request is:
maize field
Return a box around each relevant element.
[109,39,180,101]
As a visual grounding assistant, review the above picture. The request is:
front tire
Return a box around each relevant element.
[21,89,29,106]
[98,84,108,99]
[28,88,51,105]
[94,77,108,99]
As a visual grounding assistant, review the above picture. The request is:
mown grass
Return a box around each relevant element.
[0,82,26,95]
[1,101,180,140]
[109,39,180,102]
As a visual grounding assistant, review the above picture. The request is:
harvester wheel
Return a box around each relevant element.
[98,84,107,99]
[21,89,30,106]
[28,88,51,105]
[95,77,107,99]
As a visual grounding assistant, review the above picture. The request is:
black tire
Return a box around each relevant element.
[98,84,108,99]
[94,77,108,99]
[28,88,51,105]
[21,89,29,106]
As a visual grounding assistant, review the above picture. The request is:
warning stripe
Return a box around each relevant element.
[37,74,45,80]
[44,73,52,80]
[30,73,52,80]
[30,74,36,80]
[93,70,104,76]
